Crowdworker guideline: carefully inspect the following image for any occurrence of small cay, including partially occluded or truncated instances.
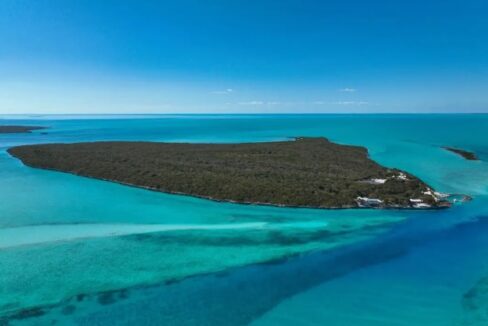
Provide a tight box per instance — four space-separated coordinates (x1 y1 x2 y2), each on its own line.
443 146 479 161
0 125 47 134
8 137 453 209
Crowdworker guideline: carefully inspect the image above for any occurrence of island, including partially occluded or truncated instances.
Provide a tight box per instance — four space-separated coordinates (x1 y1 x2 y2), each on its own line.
8 137 450 209
0 126 47 134
443 146 478 161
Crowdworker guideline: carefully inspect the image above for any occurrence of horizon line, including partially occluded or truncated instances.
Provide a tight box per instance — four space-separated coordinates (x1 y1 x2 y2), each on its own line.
2 112 488 116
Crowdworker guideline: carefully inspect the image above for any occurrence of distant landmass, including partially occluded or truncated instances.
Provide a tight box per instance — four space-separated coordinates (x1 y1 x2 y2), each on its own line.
443 146 479 161
0 126 46 134
8 137 449 209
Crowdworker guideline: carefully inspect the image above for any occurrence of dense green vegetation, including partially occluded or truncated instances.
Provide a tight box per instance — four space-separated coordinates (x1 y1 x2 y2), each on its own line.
0 126 46 134
8 137 441 208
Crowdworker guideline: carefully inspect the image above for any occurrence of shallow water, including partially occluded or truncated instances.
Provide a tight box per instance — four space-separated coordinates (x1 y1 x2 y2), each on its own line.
1 114 487 325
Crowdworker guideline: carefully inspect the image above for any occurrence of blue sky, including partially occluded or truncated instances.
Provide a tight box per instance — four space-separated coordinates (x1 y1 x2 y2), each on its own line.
0 0 487 114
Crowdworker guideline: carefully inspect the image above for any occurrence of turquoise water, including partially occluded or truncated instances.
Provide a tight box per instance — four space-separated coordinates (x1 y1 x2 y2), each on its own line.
1 114 487 325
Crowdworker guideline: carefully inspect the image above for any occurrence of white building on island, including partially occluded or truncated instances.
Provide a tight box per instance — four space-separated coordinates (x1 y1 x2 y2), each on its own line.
356 197 384 207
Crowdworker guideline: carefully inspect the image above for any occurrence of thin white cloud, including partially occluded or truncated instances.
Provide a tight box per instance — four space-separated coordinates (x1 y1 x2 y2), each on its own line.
210 88 234 95
331 101 369 106
236 101 298 106
237 101 264 105
235 100 369 107
339 88 357 93
233 100 372 107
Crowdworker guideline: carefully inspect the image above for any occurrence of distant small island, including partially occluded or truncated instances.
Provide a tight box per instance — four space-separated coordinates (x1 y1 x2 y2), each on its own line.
443 146 478 161
8 137 450 209
0 126 47 134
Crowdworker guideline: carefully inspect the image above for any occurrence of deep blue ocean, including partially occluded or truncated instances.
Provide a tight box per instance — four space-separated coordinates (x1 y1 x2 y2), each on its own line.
1 114 487 325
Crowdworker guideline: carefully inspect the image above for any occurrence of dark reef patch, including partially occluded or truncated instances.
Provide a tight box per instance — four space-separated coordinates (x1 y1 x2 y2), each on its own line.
461 275 488 323
76 293 86 302
125 226 372 248
3 307 46 322
97 292 117 306
96 289 131 306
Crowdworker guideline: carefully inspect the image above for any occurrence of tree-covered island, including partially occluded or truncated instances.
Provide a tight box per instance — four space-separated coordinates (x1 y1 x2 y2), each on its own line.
8 137 451 209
